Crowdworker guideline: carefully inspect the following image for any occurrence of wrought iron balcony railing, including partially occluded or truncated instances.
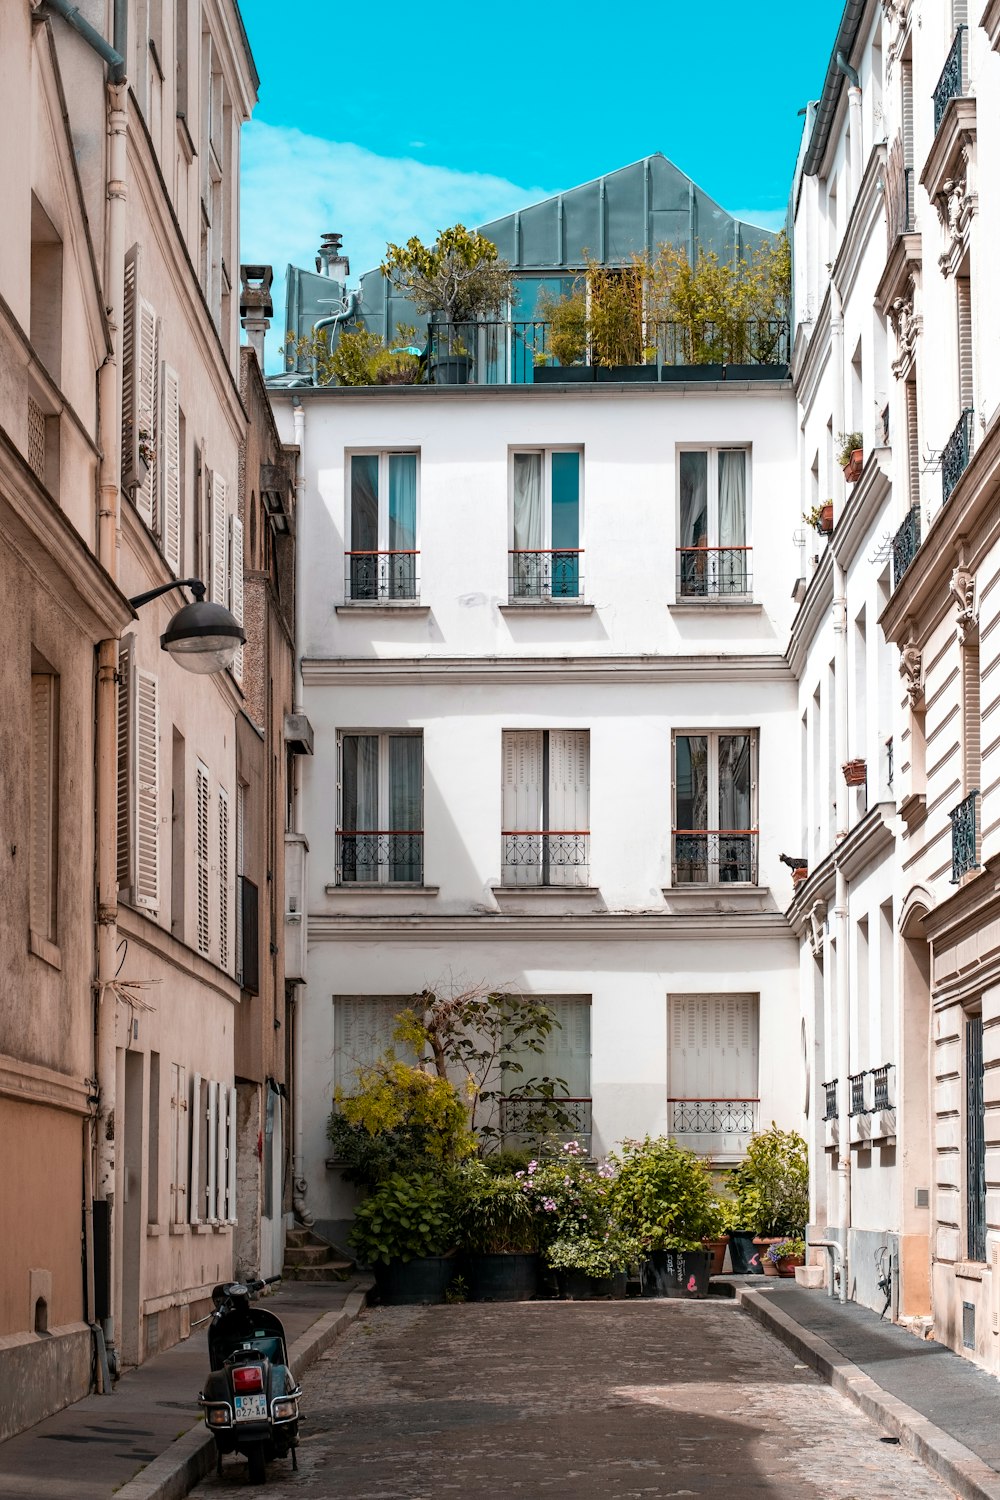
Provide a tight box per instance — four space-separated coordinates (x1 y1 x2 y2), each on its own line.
653 318 790 368
509 549 583 601
891 505 921 590
822 1079 838 1121
941 408 974 507
669 1098 759 1136
870 1064 893 1112
676 546 752 599
501 831 589 887
500 1095 592 1153
671 829 758 885
950 790 979 882
933 26 967 134
335 830 423 885
346 550 419 602
849 1071 868 1116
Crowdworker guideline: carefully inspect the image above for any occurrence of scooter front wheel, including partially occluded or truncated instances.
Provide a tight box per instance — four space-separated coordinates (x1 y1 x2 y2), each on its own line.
246 1446 266 1485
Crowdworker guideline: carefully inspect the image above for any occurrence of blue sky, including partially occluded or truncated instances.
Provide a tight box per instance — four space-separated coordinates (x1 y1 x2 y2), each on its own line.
239 0 845 363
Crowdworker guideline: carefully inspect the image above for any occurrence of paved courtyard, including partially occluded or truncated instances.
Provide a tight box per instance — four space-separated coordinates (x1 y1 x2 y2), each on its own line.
191 1298 955 1498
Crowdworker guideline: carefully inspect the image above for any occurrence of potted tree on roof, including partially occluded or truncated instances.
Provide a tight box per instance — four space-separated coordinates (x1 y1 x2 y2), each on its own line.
381 224 515 385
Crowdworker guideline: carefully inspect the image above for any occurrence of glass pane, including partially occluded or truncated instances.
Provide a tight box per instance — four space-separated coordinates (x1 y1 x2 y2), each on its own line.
511 276 578 381
388 736 422 882
340 735 378 882
674 735 708 885
718 735 752 882
551 452 580 597
718 450 747 594
388 454 417 598
679 451 709 596
350 455 379 600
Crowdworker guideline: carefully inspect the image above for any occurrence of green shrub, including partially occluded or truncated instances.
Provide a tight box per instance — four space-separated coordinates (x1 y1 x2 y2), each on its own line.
545 1228 644 1279
327 1060 475 1188
348 1173 455 1266
453 1162 537 1254
729 1125 809 1236
609 1136 718 1251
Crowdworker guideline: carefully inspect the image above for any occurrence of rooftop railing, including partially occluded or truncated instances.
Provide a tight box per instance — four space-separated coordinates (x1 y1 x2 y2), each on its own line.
933 26 967 133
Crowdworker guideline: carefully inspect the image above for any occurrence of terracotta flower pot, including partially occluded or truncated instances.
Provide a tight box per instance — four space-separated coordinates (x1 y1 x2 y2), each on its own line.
842 759 867 786
818 502 834 533
753 1237 783 1278
843 449 863 484
776 1254 805 1278
791 867 808 888
701 1236 730 1277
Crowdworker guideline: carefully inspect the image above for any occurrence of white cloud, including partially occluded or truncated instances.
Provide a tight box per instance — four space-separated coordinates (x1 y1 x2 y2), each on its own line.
239 121 552 371
729 206 789 232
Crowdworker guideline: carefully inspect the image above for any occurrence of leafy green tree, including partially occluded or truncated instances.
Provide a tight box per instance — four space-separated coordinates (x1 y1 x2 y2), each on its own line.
380 225 514 326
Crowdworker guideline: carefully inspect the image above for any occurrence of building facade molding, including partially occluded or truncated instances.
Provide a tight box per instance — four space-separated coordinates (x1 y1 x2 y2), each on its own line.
301 653 796 689
307 911 794 943
0 1053 92 1117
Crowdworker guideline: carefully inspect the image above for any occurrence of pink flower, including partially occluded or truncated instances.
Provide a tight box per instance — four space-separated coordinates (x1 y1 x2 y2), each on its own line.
527 1161 538 1175
543 1198 557 1212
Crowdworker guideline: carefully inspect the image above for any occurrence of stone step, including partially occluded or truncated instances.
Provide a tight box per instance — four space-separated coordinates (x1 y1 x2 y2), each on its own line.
283 1243 337 1267
282 1261 353 1283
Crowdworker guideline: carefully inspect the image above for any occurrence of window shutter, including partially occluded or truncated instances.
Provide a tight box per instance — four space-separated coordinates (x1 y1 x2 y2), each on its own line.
135 298 158 528
116 635 135 899
160 363 181 570
229 513 244 684
206 1079 219 1222
235 782 245 985
501 731 543 886
29 673 56 938
334 997 403 1094
964 639 981 795
905 380 920 509
218 787 230 971
539 996 591 1097
211 471 227 603
226 1084 238 1223
170 1062 188 1225
134 668 160 911
669 994 758 1099
957 280 974 412
121 246 139 490
189 1070 203 1223
196 762 210 955
901 61 914 170
547 730 589 887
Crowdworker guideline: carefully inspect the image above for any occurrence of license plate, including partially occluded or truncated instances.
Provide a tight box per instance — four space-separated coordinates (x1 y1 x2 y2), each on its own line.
234 1394 267 1422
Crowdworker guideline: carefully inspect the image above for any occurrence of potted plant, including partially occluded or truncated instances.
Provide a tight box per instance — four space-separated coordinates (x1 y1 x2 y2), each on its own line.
453 1162 540 1302
609 1137 718 1298
803 503 834 535
545 1227 644 1300
842 758 867 787
791 865 809 890
728 1125 808 1274
701 1197 731 1277
765 1236 806 1278
381 225 514 385
348 1172 459 1304
838 432 863 484
534 281 593 383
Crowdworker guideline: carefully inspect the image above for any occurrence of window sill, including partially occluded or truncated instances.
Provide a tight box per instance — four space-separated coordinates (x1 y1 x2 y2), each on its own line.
500 601 594 615
29 930 62 970
335 602 429 616
147 1223 164 1237
954 1261 987 1281
192 1223 212 1235
492 884 600 904
668 599 761 614
325 883 440 896
169 1222 189 1236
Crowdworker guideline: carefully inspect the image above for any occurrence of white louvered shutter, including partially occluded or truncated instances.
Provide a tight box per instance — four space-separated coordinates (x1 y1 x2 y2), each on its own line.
206 1080 218 1222
134 668 160 911
218 787 230 971
121 247 139 489
957 281 974 413
501 731 543 887
29 673 55 938
189 1071 203 1223
196 762 210 955
116 635 135 898
547 730 589 887
538 997 591 1098
229 513 244 684
211 472 227 603
226 1085 238 1223
669 994 758 1099
160 364 181 570
135 298 158 528
905 380 921 509
170 1062 188 1225
334 997 400 1094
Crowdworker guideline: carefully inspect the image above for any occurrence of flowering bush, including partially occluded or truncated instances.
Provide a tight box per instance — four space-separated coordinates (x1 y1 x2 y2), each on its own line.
765 1236 806 1265
518 1142 611 1247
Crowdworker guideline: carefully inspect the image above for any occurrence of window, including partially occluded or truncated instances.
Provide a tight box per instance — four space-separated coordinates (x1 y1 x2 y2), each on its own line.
117 635 160 912
501 730 589 886
29 659 58 946
673 732 757 884
678 448 750 598
668 994 759 1158
510 449 581 599
189 1075 237 1225
218 787 230 972
195 759 210 953
333 996 419 1095
347 452 418 601
337 732 423 884
30 195 63 385
501 996 592 1152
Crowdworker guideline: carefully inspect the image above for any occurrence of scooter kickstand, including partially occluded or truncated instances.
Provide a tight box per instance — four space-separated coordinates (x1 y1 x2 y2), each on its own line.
291 1446 298 1471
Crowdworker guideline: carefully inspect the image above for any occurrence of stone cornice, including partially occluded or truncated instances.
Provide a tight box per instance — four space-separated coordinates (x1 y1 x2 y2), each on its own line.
787 549 834 678
832 143 888 307
307 911 794 943
301 654 797 688
117 905 241 1005
792 288 832 420
269 379 792 404
874 231 922 316
0 1052 91 1116
785 803 895 932
919 96 977 204
832 448 893 571
982 0 1000 52
879 409 1000 644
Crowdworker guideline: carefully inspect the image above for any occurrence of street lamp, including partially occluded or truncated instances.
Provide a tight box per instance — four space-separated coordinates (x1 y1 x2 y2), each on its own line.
128 578 245 675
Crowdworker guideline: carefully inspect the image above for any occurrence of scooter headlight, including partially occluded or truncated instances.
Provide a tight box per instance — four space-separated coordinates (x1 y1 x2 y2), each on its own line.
272 1398 298 1421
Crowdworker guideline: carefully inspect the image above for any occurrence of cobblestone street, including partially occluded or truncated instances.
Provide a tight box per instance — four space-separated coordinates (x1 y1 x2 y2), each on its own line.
191 1300 956 1499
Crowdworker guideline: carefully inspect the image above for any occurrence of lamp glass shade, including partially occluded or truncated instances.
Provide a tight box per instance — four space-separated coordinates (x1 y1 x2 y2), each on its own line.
160 599 245 675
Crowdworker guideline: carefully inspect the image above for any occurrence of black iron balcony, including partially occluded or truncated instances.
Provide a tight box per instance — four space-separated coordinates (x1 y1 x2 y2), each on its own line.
346 550 419 602
509 549 583 601
891 505 921 590
669 1098 759 1136
849 1071 868 1116
500 1095 592 1153
933 26 967 134
501 830 589 887
335 830 423 885
870 1064 893 1112
655 318 790 368
822 1079 839 1122
949 790 979 882
676 546 752 599
672 829 758 885
941 409 974 506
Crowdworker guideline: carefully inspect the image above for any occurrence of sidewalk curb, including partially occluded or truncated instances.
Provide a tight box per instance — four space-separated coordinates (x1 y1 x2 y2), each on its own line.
739 1288 1000 1500
111 1286 370 1500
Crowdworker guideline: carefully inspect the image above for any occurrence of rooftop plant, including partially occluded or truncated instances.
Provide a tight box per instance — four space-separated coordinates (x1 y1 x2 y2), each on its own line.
380 224 515 327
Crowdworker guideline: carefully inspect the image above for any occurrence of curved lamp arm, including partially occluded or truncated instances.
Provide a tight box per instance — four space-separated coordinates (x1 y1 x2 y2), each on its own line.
129 578 206 610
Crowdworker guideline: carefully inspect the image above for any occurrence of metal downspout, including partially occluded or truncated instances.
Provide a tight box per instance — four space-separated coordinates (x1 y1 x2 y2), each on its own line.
836 53 864 202
309 293 359 384
41 0 126 79
289 397 311 1226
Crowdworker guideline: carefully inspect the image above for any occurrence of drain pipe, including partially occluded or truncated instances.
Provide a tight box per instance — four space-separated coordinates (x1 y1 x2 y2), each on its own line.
289 398 312 1227
40 0 126 80
808 1236 844 1299
836 52 863 201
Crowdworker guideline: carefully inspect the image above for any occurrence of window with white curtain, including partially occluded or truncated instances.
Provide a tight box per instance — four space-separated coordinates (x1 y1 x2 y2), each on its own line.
677 447 750 598
348 451 418 601
509 449 581 599
337 731 423 884
501 729 589 886
673 731 757 884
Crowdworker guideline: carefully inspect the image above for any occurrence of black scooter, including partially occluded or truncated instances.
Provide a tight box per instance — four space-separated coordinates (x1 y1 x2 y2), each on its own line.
198 1275 301 1484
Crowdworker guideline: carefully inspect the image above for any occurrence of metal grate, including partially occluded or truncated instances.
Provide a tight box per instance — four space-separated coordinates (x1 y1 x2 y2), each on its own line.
238 875 259 994
500 1096 592 1154
336 830 423 885
933 27 967 133
950 790 979 882
677 547 752 598
849 1072 868 1116
822 1079 839 1121
509 549 583 601
670 1098 759 1135
941 409 974 507
963 1301 976 1349
871 1065 892 1112
672 830 758 885
967 1014 986 1261
26 398 46 480
891 506 921 590
346 550 419 602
